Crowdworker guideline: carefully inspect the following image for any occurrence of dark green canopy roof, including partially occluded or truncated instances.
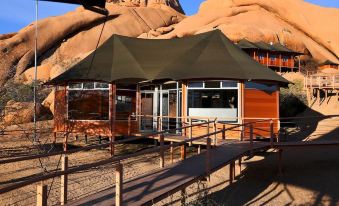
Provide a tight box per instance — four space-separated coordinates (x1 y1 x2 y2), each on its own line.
49 30 289 85
237 39 302 54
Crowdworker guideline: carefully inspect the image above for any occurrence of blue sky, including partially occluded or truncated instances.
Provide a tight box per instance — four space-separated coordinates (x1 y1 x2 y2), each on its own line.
0 0 338 34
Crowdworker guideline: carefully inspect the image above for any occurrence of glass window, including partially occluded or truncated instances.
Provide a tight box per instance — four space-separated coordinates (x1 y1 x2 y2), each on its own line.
83 82 95 89
221 81 238 88
68 82 110 120
259 55 265 60
188 90 237 108
188 82 203 88
271 55 276 61
204 81 221 88
69 83 82 89
282 56 288 62
245 82 277 92
95 82 109 89
68 90 109 120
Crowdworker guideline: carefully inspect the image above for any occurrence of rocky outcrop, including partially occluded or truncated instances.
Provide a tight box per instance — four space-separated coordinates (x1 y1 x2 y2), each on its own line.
151 0 339 64
2 100 43 125
0 2 184 86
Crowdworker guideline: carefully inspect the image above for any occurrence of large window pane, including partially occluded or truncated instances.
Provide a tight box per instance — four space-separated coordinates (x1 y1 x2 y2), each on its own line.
205 81 221 88
68 90 109 120
188 89 238 120
221 81 238 88
188 90 237 108
188 82 203 88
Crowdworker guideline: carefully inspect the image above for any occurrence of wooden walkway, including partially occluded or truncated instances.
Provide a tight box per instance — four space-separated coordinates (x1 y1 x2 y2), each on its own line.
67 141 269 206
146 134 237 146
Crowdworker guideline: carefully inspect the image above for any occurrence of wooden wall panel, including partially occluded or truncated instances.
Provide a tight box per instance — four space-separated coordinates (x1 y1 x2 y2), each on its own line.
244 89 279 139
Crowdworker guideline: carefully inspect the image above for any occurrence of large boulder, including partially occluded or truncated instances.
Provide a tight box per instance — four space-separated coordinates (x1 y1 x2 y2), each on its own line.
0 2 185 86
3 100 43 125
153 0 339 64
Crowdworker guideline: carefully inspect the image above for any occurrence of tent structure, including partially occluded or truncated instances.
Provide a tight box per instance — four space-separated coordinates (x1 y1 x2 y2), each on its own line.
49 30 289 85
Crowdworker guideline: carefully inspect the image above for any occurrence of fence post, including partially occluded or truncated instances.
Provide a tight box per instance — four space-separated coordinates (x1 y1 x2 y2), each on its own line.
197 145 201 154
60 154 68 205
270 120 274 147
36 183 47 206
250 124 253 157
222 125 226 140
128 115 131 136
159 134 165 168
63 133 68 152
206 138 211 179
241 125 244 141
110 136 115 157
53 132 57 144
189 118 193 146
115 163 123 206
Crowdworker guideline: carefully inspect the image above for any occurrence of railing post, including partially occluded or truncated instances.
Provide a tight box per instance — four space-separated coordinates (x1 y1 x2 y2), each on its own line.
222 124 226 140
213 120 217 146
110 136 115 157
63 133 68 152
115 163 123 206
159 134 165 168
180 143 186 161
205 138 211 179
197 145 201 154
270 120 274 147
60 154 68 205
250 124 253 157
53 132 57 144
128 115 131 136
36 183 47 206
189 118 193 146
206 119 210 136
170 141 174 164
157 116 160 132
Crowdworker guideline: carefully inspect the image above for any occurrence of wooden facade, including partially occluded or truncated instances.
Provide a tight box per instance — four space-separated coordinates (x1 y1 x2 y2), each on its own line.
238 40 301 73
53 80 280 140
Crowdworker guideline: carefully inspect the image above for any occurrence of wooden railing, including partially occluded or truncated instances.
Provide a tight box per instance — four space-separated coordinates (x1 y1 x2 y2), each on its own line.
2 115 337 205
305 73 339 89
0 117 274 206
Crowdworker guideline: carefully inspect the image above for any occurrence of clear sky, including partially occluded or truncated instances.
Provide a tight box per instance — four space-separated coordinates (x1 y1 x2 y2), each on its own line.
0 0 338 34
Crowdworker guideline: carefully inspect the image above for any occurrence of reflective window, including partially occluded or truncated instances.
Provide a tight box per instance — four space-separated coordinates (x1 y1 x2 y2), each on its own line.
68 82 110 120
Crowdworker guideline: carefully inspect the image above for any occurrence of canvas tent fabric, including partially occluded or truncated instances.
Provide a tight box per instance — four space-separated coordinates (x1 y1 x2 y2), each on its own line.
48 30 289 85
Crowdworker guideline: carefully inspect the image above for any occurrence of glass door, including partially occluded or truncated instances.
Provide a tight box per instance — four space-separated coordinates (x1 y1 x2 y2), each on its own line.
141 92 154 131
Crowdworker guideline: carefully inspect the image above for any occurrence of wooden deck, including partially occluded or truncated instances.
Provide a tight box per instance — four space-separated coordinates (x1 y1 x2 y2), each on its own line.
67 141 269 206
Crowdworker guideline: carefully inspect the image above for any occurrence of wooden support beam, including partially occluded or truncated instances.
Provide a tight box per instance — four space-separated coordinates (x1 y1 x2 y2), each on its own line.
159 134 165 168
84 134 88 144
230 162 235 184
189 118 193 146
238 157 242 174
60 155 68 205
222 124 226 140
206 119 210 136
110 83 116 157
213 120 217 146
180 144 186 161
115 163 123 206
270 120 274 147
206 138 211 179
128 115 131 136
36 183 47 206
63 134 68 152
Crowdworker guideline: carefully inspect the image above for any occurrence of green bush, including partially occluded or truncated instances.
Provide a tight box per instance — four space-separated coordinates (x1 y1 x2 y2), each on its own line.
280 79 307 117
0 80 50 112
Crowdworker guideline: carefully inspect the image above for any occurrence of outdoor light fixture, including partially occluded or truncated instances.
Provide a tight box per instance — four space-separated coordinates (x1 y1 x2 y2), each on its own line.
39 0 108 15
